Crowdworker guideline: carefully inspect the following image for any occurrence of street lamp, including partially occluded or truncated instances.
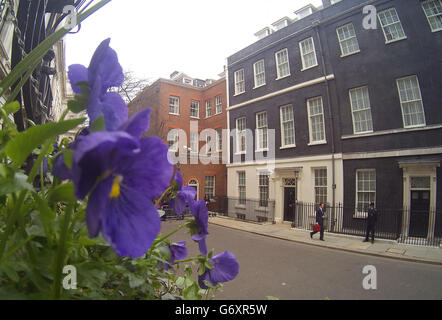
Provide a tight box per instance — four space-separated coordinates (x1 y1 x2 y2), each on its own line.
291 170 299 228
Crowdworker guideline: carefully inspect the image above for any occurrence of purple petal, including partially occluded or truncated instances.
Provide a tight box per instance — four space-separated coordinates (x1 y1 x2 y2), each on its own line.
52 154 72 180
72 131 140 199
119 108 151 139
199 251 240 289
170 241 188 262
68 64 88 94
85 176 112 238
169 186 196 214
88 38 124 91
175 171 183 190
101 92 128 131
101 187 161 258
190 200 209 236
120 136 173 199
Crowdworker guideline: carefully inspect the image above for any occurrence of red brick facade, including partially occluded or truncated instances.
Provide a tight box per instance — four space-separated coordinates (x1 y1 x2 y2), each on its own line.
129 77 227 210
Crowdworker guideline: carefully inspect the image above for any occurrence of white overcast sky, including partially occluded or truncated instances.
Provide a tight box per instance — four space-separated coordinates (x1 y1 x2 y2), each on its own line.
65 0 323 82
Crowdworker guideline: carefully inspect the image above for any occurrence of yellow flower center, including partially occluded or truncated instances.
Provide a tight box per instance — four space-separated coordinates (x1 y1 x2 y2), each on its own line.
109 175 123 198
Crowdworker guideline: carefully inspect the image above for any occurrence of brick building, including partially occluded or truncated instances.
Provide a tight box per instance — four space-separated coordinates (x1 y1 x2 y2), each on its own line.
129 72 228 211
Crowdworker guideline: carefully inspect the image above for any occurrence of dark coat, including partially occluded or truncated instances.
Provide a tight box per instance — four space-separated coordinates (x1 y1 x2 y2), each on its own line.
367 207 378 225
315 207 325 225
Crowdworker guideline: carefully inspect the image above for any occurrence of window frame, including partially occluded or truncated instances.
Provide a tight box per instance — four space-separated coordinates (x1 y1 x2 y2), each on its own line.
349 86 374 134
258 172 269 208
169 96 180 115
205 99 212 118
190 100 200 119
299 37 318 71
336 23 360 57
204 175 215 199
167 129 179 152
314 168 328 205
396 75 426 129
255 111 268 152
280 105 296 148
235 117 247 154
355 169 376 218
377 8 407 44
234 69 245 96
238 171 246 205
275 48 291 79
253 59 266 88
421 0 442 32
307 96 327 145
215 95 222 114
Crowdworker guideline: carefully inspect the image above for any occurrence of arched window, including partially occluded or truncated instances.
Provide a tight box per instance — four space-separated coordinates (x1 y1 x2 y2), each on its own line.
188 179 199 200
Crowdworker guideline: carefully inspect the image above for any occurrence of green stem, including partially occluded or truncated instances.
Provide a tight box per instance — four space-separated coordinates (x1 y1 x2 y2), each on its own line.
154 185 174 208
150 221 192 251
0 190 27 262
52 203 74 300
173 256 200 264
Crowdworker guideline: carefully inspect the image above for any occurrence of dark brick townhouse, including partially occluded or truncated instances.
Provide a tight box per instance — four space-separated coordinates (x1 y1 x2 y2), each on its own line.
226 0 442 244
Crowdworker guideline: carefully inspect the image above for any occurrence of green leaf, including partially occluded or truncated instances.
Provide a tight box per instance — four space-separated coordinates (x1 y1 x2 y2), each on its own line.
48 182 77 205
5 118 84 168
0 172 34 196
90 115 104 132
128 274 145 289
183 282 202 300
0 266 20 283
2 101 20 116
67 83 90 113
63 149 73 169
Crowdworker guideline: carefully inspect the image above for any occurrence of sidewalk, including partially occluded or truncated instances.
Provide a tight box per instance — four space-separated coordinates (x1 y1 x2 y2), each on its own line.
208 215 442 265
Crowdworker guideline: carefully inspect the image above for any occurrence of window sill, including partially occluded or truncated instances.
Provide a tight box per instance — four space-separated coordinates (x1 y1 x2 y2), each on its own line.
253 84 266 90
255 148 269 152
431 28 442 33
385 36 407 44
235 205 246 210
169 113 180 116
234 152 246 156
280 145 296 149
190 116 200 119
301 64 318 72
276 74 291 81
340 50 360 58
255 207 269 212
233 92 245 97
308 141 327 146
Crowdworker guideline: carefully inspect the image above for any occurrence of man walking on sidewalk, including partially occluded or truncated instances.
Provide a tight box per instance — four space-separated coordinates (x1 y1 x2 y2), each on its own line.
363 202 378 243
311 203 326 241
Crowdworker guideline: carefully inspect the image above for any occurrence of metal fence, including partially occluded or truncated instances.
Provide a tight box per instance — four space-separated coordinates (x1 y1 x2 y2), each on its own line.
292 202 442 247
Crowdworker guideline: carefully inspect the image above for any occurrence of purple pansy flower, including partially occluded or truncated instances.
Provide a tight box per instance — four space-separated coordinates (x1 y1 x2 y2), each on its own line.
169 171 196 214
198 251 240 289
68 38 127 131
66 109 173 258
189 200 209 255
159 241 188 271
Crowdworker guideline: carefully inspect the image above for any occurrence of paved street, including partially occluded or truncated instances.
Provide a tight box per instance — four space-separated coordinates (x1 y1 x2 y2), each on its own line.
160 218 442 300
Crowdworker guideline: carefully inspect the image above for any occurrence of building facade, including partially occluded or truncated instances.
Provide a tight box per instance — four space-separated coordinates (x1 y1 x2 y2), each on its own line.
226 0 441 243
129 73 228 211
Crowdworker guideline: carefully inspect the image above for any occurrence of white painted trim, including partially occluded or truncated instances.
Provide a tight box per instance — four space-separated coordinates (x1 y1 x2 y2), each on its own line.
228 75 335 111
342 147 442 160
341 123 442 140
227 153 344 168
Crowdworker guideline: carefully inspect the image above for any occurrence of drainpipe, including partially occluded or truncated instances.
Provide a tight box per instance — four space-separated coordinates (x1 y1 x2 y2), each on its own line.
314 22 336 232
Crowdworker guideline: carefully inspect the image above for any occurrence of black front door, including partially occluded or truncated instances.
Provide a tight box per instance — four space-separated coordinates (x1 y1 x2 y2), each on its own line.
409 190 430 238
284 187 296 222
